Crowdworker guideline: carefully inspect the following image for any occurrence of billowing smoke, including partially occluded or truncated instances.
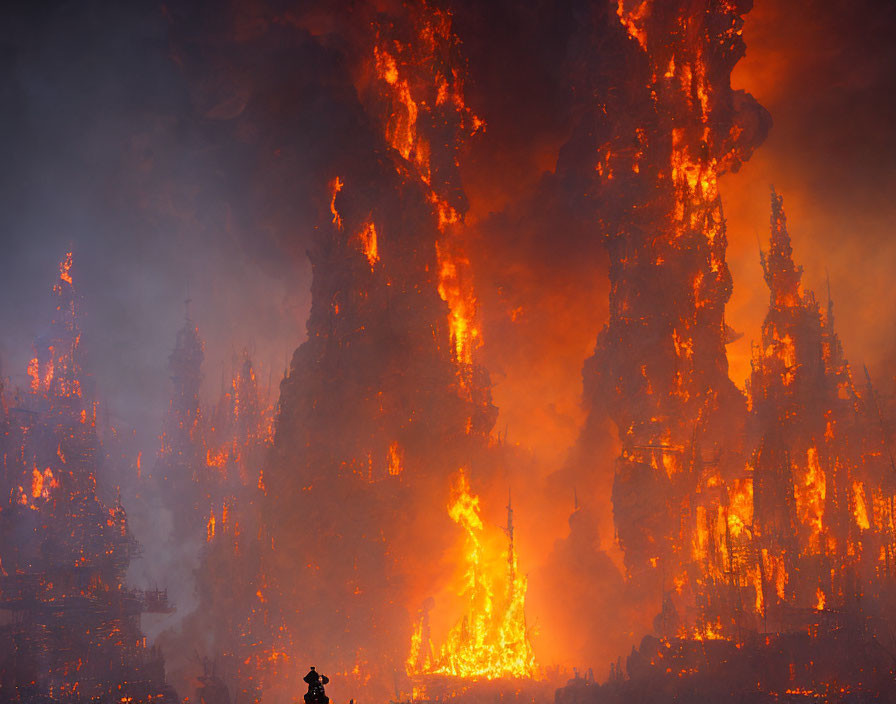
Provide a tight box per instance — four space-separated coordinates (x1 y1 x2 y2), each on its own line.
2 1 895 702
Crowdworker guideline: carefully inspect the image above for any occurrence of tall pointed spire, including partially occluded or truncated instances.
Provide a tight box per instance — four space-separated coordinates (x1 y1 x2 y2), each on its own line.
0 253 176 703
27 251 83 399
761 189 803 308
156 312 206 537
165 312 204 454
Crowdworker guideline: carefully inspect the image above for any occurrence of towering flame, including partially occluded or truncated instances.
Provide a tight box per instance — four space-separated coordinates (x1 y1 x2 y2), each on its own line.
252 3 501 699
559 3 770 630
407 471 535 684
369 3 483 373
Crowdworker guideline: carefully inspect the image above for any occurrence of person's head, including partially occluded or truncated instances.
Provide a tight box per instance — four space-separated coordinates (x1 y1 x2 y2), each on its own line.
310 666 316 671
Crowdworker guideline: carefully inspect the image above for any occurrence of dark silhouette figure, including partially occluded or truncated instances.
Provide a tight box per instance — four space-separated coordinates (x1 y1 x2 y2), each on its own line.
303 666 330 704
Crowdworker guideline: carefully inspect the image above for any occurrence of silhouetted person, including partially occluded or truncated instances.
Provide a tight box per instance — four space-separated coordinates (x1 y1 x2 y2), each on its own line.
303 666 329 704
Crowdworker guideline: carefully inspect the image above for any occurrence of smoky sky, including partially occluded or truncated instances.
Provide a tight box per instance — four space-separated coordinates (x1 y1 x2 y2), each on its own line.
0 1 895 695
1 0 895 648
0 0 314 448
722 0 896 389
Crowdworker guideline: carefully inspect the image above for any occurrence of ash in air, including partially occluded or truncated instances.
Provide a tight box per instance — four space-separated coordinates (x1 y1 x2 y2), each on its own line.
2 1 896 703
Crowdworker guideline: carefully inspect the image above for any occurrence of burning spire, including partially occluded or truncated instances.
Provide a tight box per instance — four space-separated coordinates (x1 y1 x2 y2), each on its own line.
251 3 506 698
761 189 803 309
27 251 83 400
407 471 534 684
0 253 177 702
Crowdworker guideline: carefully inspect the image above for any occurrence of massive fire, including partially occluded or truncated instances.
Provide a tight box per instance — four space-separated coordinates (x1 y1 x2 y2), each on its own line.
407 470 534 685
369 5 483 373
3 1 896 703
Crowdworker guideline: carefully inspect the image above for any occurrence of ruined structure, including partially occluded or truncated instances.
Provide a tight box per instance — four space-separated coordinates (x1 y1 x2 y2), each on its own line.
745 191 896 628
151 3 536 699
149 314 280 702
6 3 895 703
173 351 280 703
552 2 896 698
0 254 177 703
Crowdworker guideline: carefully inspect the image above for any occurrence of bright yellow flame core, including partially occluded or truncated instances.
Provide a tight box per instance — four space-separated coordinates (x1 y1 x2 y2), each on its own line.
407 470 535 682
853 481 870 531
795 447 826 549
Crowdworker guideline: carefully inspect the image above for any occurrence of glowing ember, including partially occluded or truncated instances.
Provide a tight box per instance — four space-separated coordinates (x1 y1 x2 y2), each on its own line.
357 220 379 269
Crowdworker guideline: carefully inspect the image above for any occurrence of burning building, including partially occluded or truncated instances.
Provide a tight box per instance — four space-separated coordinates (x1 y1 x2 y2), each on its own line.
253 5 533 700
0 254 177 702
3 0 896 702
553 187 896 702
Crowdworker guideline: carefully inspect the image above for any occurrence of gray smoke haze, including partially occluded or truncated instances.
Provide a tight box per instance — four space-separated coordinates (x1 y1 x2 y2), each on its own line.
0 0 310 640
0 1 308 449
2 0 896 695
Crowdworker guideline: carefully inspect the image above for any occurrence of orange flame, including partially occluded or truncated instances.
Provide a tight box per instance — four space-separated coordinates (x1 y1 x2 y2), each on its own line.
408 470 535 683
358 221 380 269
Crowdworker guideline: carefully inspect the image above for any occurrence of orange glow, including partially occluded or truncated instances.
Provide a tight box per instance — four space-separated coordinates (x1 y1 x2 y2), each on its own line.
727 477 754 538
795 447 826 549
616 0 649 50
357 220 379 269
27 357 39 392
435 242 479 367
31 467 56 499
59 251 74 284
330 177 344 230
374 46 423 170
387 441 403 476
852 481 870 531
407 470 535 682
370 18 483 377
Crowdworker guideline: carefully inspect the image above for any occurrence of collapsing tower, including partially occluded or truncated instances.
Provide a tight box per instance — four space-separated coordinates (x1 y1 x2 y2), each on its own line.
566 0 896 646
255 5 502 698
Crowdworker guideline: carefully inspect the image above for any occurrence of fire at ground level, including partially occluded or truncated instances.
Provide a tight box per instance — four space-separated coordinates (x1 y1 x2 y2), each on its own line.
4 0 896 701
5 213 896 702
